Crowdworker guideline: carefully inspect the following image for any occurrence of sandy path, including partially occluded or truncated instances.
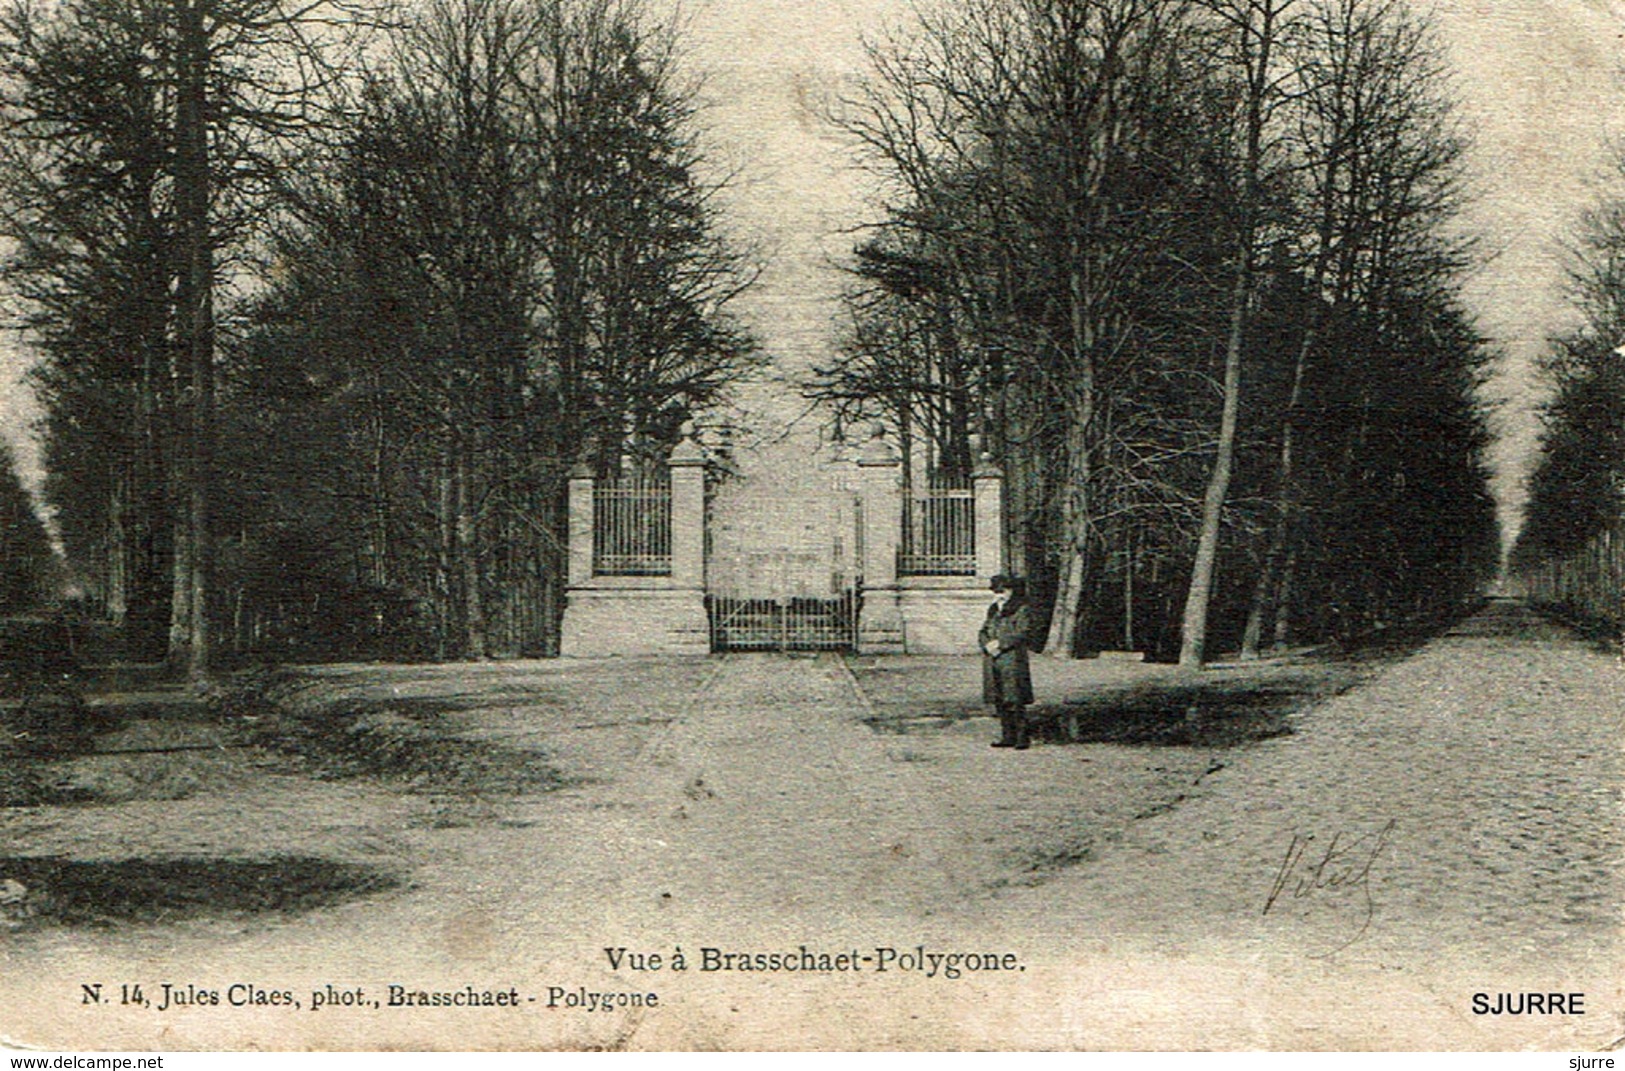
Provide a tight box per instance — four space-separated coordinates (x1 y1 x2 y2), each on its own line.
3 601 1620 1049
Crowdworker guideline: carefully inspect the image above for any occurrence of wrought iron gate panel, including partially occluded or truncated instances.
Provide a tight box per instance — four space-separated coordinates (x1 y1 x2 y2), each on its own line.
707 590 858 652
706 485 861 653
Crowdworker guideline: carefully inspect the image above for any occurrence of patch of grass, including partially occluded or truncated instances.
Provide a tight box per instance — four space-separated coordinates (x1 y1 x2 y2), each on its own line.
4 718 262 807
2 695 107 807
0 855 399 928
54 749 250 804
0 763 97 807
220 673 560 794
1033 682 1301 748
0 764 44 806
37 719 251 804
2 693 101 757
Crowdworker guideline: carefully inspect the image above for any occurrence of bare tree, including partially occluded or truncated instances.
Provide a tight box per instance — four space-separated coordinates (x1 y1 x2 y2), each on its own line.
234 0 758 660
0 0 374 675
1177 0 1298 668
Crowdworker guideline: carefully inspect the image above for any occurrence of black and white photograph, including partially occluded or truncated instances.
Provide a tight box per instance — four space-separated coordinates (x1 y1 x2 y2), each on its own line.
0 0 1620 1052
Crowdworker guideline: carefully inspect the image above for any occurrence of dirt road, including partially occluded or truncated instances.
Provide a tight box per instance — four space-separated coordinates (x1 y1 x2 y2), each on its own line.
2 600 1620 1049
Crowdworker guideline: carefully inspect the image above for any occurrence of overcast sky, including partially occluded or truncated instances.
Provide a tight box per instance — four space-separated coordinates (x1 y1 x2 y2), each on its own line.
3 0 1622 542
679 0 1625 541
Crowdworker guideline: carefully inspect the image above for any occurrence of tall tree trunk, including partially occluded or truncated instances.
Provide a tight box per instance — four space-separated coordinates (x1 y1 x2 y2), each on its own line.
436 451 455 659
1122 527 1135 651
540 482 564 657
1045 238 1097 656
456 445 485 659
1046 414 1092 656
106 472 128 626
166 485 193 667
1241 323 1311 659
1273 537 1298 648
369 385 390 588
1179 0 1281 668
1180 262 1249 668
168 0 214 680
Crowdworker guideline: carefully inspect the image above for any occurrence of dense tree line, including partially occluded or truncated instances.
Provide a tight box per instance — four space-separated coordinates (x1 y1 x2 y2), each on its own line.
0 0 372 666
817 0 1499 662
1 0 756 665
1512 165 1625 620
0 442 54 613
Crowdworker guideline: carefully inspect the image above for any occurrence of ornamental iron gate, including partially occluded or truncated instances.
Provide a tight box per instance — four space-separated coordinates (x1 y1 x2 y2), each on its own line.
706 487 862 653
560 432 1005 657
707 587 859 652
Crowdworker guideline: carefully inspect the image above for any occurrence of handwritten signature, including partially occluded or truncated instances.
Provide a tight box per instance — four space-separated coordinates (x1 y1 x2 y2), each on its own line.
1262 818 1397 957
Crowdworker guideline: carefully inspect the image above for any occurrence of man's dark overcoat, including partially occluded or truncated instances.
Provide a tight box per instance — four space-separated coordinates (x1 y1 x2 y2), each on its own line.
980 596 1034 707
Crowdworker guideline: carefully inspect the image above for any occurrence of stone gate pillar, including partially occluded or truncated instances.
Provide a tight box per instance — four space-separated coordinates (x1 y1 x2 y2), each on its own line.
566 462 594 588
668 435 706 590
856 428 905 653
559 434 709 656
973 453 1005 580
893 453 1005 654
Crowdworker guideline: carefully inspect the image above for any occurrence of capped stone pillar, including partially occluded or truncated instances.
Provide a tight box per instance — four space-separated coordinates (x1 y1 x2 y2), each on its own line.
566 462 595 588
560 434 709 656
891 451 1005 655
972 453 1005 581
668 433 706 590
856 426 904 653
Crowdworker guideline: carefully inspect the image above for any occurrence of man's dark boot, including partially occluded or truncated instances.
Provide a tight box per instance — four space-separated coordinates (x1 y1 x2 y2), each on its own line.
1013 712 1030 750
991 706 1016 747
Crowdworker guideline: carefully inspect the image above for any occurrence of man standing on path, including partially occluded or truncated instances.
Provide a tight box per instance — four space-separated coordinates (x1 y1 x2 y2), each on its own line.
981 574 1035 749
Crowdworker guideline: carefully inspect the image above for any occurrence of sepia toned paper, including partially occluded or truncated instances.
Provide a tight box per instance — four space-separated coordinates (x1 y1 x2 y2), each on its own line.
2 0 1622 1053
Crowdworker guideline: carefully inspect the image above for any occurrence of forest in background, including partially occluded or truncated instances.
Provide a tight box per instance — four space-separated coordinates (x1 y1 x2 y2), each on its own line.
0 0 1533 669
0 0 758 665
1511 151 1625 632
815 0 1502 663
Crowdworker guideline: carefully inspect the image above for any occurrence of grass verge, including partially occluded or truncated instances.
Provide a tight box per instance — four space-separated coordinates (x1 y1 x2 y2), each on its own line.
219 671 561 794
0 854 400 928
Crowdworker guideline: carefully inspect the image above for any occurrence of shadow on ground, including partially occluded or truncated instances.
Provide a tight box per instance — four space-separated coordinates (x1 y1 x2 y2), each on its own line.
858 635 1429 749
0 855 400 928
858 681 1300 746
1029 684 1298 747
220 674 561 794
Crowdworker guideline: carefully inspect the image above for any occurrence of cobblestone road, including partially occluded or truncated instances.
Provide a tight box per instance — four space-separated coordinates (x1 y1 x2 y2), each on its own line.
1018 600 1621 954
990 598 1625 1047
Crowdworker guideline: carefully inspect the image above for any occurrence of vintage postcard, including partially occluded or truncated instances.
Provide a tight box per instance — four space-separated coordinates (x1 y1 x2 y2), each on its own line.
0 0 1620 1052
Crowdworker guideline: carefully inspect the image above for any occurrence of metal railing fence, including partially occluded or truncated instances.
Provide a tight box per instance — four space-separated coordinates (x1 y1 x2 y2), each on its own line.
898 485 975 576
1519 520 1624 630
593 480 672 576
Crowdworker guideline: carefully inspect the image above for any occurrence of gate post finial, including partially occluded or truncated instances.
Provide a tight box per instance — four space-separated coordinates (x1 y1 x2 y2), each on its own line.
668 431 706 590
858 422 898 467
